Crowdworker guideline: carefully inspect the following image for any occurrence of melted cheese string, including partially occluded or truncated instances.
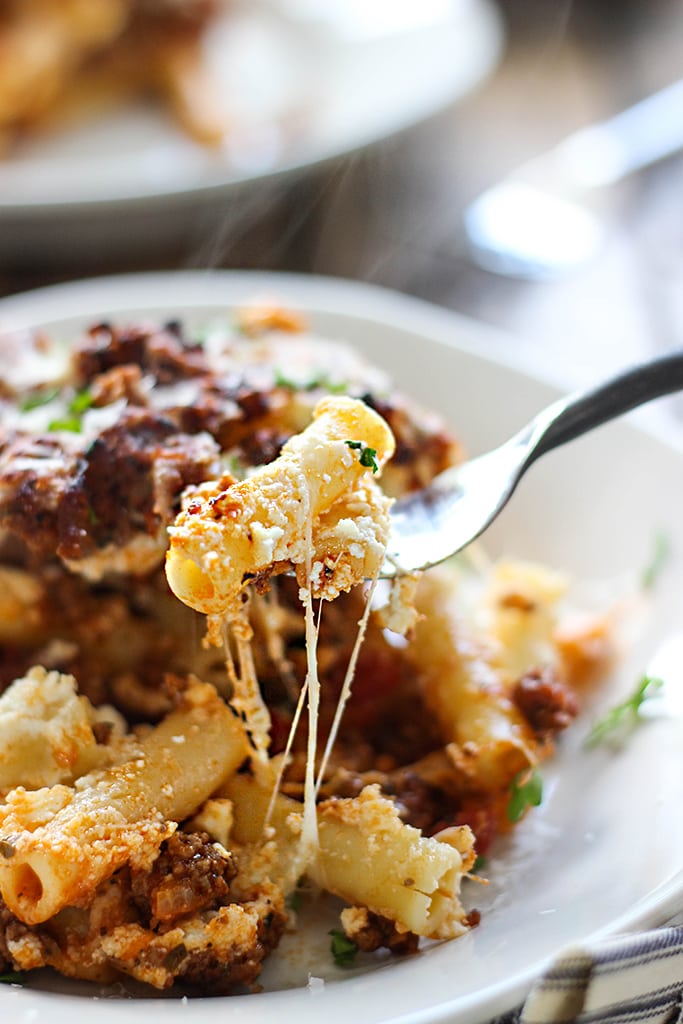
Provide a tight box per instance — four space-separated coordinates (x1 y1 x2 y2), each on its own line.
219 600 271 762
299 485 320 863
315 575 380 796
263 592 324 830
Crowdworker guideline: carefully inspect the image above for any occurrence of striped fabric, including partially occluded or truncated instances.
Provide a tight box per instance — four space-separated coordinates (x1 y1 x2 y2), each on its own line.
500 929 683 1024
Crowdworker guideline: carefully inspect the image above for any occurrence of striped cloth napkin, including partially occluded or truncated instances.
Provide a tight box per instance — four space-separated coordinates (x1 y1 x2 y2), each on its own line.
501 928 683 1024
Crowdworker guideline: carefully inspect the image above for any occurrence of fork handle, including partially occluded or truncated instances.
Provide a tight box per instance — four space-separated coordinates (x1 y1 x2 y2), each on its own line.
525 349 683 463
552 77 683 190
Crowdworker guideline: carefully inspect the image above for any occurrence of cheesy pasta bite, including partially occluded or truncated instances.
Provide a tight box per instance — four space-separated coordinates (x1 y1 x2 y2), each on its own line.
0 304 614 993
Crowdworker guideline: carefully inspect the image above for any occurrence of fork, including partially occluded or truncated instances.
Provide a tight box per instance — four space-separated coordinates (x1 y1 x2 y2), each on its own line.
382 350 683 577
463 77 683 279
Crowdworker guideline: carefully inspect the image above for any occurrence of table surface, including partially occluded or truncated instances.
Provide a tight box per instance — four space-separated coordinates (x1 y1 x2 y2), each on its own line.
304 1 683 394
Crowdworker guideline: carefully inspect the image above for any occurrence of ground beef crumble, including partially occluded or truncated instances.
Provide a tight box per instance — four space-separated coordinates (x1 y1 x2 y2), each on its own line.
512 667 579 741
130 831 237 927
73 322 208 386
58 410 219 561
341 907 419 956
0 833 287 993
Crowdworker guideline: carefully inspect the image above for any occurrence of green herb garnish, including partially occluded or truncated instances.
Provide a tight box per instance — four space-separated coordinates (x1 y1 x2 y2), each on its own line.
275 369 347 394
47 387 93 433
68 388 94 415
0 971 24 985
584 674 664 749
344 440 379 474
320 378 348 394
47 416 82 433
286 890 302 912
507 768 543 823
329 929 358 967
641 530 672 590
20 387 60 412
286 880 304 912
274 369 297 390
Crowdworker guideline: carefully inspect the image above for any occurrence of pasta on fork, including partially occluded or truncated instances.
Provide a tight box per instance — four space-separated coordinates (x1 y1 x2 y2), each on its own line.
165 395 396 618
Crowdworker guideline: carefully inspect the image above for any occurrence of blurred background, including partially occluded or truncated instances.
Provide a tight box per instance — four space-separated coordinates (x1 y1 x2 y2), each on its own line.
1 0 683 400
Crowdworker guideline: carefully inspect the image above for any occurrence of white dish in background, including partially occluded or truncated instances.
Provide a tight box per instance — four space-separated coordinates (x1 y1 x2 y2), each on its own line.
0 0 502 261
1 271 683 1024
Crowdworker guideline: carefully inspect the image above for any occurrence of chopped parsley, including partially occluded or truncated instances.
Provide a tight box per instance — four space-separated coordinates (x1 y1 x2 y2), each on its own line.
344 440 379 474
507 768 543 823
641 530 672 590
20 386 60 412
48 387 93 433
320 378 348 394
47 416 82 433
584 674 664 749
0 971 24 985
286 880 304 912
68 388 94 415
224 453 247 481
274 369 297 390
329 929 358 967
286 890 302 912
274 369 347 394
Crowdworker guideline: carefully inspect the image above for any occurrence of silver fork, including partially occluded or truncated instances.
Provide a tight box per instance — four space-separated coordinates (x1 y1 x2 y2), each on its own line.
382 350 683 577
463 78 683 279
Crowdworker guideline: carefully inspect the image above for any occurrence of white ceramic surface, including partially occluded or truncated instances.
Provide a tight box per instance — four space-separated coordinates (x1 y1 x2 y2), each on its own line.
1 271 683 1024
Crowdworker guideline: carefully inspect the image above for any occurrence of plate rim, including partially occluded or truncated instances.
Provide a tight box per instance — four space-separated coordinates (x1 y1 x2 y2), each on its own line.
2 267 682 449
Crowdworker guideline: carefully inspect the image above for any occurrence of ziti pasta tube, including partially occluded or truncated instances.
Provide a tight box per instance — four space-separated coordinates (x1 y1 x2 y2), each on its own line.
0 680 248 925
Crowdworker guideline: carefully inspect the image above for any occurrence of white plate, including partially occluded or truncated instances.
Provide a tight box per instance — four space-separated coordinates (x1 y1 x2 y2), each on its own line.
0 0 502 259
1 271 683 1024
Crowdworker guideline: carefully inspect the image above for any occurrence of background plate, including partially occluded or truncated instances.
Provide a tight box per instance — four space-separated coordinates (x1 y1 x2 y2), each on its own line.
1 272 682 1024
0 0 502 260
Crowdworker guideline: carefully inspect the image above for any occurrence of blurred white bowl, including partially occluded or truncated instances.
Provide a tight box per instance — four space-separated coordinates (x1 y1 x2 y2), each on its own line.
0 0 503 266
